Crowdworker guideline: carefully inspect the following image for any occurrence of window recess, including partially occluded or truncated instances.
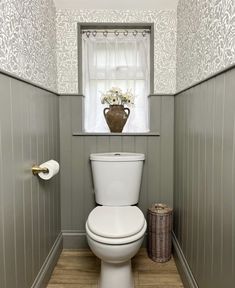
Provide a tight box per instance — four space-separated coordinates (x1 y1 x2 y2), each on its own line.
81 26 151 133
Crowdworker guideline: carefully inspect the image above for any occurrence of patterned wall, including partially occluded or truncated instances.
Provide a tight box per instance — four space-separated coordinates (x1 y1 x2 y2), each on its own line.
0 0 57 92
177 0 235 91
1 1 234 94
56 9 177 94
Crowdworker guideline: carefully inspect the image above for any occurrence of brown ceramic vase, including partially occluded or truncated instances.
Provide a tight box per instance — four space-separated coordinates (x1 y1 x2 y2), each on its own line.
103 105 130 132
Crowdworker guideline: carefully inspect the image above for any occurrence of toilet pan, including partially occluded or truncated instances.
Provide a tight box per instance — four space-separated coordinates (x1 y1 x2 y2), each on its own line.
85 206 146 288
87 233 145 288
86 223 146 263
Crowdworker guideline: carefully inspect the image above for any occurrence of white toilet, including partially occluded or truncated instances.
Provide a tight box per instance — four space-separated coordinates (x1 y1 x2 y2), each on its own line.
86 152 146 288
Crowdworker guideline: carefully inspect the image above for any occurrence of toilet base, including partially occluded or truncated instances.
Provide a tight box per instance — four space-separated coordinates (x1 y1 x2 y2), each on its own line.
99 260 134 288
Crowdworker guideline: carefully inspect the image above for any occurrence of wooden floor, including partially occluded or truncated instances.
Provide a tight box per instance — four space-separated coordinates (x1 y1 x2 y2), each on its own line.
47 249 184 288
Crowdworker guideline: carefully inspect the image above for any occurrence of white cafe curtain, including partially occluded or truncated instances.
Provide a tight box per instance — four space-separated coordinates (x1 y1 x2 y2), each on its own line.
82 31 150 132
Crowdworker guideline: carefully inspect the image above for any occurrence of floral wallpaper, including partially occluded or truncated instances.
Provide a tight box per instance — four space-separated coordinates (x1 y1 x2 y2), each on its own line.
177 0 235 91
56 9 177 94
0 0 57 91
1 1 234 94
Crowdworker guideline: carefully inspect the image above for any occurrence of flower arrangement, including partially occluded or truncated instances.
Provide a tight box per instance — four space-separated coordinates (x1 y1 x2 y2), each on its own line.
101 87 134 106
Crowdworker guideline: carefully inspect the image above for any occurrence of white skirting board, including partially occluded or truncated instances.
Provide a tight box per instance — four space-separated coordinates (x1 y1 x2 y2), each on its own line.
172 232 198 288
31 232 63 288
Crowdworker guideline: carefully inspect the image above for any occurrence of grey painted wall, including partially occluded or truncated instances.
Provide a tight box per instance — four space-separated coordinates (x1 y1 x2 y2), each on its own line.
0 73 60 288
60 95 174 247
174 68 235 287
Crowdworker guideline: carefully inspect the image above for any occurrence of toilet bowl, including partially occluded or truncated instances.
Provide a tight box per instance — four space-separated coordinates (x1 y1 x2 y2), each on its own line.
86 152 146 288
85 206 146 288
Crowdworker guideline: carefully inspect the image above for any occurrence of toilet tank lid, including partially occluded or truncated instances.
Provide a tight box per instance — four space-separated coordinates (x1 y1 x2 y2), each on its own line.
90 152 145 162
87 206 145 238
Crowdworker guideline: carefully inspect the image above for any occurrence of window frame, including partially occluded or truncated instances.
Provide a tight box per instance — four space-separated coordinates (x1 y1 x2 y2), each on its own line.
77 22 154 133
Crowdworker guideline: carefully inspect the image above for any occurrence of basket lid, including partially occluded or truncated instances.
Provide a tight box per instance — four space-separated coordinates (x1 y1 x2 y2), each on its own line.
148 203 173 214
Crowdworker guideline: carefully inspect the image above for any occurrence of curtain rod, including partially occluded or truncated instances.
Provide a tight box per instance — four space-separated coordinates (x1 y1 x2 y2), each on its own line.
82 29 150 37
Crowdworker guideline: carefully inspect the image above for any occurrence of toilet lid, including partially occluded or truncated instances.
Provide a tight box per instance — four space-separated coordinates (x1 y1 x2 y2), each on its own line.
87 206 145 239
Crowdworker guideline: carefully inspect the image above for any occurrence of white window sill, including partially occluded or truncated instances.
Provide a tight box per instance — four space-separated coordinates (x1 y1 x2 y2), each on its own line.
72 132 160 136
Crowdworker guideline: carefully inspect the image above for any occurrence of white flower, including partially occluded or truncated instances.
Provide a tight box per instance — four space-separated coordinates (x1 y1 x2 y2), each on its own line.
100 88 135 106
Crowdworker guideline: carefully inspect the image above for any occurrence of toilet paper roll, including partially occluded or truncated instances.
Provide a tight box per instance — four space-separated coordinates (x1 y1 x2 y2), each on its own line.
38 160 60 180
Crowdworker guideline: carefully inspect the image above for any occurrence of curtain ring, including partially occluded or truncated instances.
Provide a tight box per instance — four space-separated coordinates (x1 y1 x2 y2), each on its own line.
123 30 128 36
86 31 91 38
92 31 97 37
114 30 119 36
142 30 146 37
133 30 138 36
103 30 108 37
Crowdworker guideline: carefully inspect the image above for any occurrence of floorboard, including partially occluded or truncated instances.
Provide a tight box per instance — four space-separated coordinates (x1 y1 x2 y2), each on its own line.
47 249 184 288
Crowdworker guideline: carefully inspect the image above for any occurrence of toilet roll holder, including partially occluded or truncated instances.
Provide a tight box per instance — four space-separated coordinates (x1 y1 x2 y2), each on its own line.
32 165 49 175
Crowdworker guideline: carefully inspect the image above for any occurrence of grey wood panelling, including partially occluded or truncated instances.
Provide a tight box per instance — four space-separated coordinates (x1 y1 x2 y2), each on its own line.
174 68 235 288
0 73 60 288
60 95 174 241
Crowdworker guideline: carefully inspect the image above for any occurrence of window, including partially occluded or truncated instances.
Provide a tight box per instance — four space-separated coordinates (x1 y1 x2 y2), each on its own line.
82 27 151 133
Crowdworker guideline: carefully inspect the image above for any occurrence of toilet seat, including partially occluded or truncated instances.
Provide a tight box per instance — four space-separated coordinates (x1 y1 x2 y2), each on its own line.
86 221 147 245
86 206 147 245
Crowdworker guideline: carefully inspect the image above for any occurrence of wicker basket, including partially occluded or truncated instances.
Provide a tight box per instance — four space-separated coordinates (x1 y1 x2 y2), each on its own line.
147 203 173 262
